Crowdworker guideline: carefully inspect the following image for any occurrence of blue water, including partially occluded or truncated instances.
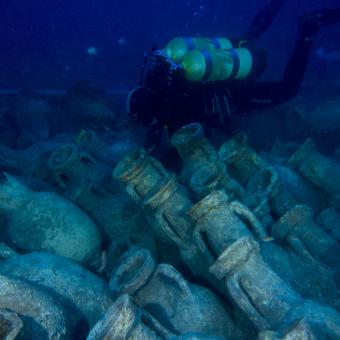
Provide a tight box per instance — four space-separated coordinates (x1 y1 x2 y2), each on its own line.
0 2 340 339
1 0 340 90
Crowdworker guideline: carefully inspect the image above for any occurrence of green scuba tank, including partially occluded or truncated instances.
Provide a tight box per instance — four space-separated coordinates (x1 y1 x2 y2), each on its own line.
164 37 233 63
181 47 253 82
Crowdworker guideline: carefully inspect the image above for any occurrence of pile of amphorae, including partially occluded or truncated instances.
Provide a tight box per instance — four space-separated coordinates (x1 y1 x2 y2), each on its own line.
0 123 339 339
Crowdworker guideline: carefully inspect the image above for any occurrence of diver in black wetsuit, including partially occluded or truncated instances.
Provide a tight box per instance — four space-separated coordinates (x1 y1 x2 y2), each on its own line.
127 1 340 150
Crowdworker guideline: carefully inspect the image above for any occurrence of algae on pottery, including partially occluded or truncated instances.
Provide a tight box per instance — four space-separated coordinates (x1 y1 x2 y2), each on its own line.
209 237 340 338
288 138 340 199
189 190 268 263
48 143 155 251
0 242 18 260
269 164 327 217
0 274 75 339
0 173 101 264
169 334 226 340
317 207 340 242
190 161 246 201
258 319 316 339
0 252 115 328
0 309 23 340
142 174 211 279
243 167 278 228
219 133 268 186
48 143 119 200
171 123 218 184
143 175 194 246
110 248 237 338
190 162 274 228
210 237 303 329
268 206 340 311
113 148 170 203
272 205 340 268
87 294 175 340
188 190 300 292
0 139 62 181
105 236 158 278
75 129 118 167
65 180 156 252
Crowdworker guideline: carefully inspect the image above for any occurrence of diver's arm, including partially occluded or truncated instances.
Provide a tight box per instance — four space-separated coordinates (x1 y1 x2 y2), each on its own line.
243 0 285 41
238 8 340 112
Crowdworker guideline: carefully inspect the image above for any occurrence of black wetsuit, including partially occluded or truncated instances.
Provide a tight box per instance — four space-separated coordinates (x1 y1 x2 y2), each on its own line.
131 1 340 148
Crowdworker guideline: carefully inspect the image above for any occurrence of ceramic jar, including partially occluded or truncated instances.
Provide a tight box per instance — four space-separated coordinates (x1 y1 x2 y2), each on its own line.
143 176 194 247
316 207 340 242
188 190 299 289
258 319 317 339
189 190 268 264
169 334 228 340
170 123 218 184
48 143 119 200
0 242 18 261
190 161 246 201
0 251 115 328
110 248 236 338
219 133 268 186
0 309 23 340
269 165 327 218
66 180 156 253
269 205 340 311
87 294 175 340
0 174 101 264
75 129 117 167
48 143 155 251
210 237 303 330
272 205 340 269
209 237 340 338
190 163 274 229
288 138 340 201
266 138 300 165
0 274 75 339
244 167 278 228
104 236 158 278
113 148 170 203
0 140 61 181
142 175 211 278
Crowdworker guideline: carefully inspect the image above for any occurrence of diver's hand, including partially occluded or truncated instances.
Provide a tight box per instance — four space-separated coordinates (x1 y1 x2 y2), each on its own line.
298 9 340 39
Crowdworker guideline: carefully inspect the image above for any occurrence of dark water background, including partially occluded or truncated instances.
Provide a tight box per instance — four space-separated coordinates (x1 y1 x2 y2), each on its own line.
1 0 340 91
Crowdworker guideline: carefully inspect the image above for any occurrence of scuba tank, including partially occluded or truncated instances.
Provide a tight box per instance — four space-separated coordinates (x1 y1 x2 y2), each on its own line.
163 37 253 82
164 37 233 63
181 47 253 82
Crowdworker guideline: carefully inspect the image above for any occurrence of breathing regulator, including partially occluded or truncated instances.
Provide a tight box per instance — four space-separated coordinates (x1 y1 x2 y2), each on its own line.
163 37 253 82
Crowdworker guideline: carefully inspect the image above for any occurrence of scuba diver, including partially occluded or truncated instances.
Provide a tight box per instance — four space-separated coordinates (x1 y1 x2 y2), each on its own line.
127 0 340 150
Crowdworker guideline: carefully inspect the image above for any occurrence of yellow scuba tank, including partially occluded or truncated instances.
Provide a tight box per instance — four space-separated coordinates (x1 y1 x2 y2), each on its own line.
164 37 233 63
181 47 253 82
